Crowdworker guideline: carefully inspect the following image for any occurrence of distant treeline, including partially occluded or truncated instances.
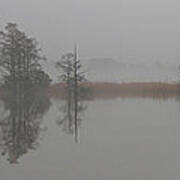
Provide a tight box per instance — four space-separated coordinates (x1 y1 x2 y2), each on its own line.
49 82 179 100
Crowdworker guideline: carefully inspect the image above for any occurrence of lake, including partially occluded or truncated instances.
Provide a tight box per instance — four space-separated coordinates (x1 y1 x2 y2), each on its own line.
0 97 180 180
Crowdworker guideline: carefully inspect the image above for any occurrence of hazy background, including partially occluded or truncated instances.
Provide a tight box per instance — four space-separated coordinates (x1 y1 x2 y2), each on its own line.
0 0 180 82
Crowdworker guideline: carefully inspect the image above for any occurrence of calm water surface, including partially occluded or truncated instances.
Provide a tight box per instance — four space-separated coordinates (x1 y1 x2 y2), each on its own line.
0 98 180 180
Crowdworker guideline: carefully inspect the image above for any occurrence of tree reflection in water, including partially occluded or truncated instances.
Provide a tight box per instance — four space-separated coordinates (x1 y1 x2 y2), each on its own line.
0 84 50 164
57 96 87 144
0 83 50 164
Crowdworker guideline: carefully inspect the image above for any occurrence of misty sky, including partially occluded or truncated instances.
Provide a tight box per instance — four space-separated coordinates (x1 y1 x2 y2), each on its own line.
0 0 180 62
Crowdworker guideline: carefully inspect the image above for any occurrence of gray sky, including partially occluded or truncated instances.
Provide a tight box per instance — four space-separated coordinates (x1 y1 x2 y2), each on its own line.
0 0 180 62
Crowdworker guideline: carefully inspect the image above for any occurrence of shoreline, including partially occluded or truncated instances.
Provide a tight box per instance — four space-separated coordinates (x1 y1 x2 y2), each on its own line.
49 82 179 100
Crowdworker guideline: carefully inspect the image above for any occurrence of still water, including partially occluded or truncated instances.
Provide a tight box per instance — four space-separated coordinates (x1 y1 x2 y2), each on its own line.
0 97 180 180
